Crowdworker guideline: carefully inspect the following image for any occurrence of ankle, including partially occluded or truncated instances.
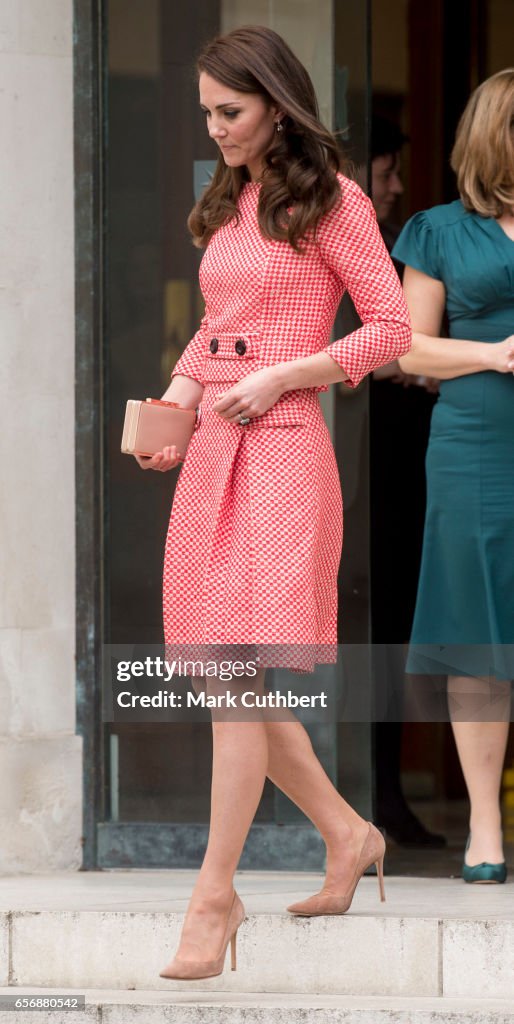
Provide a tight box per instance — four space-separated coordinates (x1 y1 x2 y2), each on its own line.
190 881 235 910
469 814 502 837
325 814 368 851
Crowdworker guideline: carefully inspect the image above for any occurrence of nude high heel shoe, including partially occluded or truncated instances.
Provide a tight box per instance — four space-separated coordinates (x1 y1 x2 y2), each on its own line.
159 890 245 981
286 822 386 916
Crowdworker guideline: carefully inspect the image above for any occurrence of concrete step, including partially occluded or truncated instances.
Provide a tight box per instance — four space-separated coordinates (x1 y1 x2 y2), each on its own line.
2 872 514 999
1 989 514 1024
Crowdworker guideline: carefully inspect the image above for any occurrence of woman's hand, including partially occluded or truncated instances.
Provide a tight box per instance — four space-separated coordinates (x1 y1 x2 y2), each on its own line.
213 367 285 423
134 445 182 471
485 335 514 374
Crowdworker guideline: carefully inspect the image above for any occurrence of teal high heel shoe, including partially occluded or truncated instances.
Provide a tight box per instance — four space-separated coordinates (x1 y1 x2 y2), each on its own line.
462 834 507 884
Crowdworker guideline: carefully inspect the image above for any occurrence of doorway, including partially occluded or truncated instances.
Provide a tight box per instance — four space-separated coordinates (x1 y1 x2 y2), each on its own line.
95 0 373 868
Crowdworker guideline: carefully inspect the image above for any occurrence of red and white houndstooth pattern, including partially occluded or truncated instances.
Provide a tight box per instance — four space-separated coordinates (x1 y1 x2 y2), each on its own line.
162 174 410 672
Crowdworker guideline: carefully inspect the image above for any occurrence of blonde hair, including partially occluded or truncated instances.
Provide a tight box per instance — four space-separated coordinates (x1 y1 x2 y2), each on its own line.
451 68 514 217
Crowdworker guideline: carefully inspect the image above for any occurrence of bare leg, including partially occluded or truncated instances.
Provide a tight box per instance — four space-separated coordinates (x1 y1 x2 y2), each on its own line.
170 675 371 962
192 679 369 891
264 716 369 889
448 675 510 864
170 670 269 962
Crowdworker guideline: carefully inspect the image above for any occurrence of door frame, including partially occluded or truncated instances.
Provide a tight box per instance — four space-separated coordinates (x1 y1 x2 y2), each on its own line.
74 0 373 869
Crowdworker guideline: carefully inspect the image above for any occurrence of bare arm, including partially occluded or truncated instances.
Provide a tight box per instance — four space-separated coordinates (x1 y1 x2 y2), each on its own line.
274 351 349 390
398 266 514 378
160 374 204 408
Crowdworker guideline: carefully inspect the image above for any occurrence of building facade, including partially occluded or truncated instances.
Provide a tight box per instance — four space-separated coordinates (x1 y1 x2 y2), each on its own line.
2 0 512 872
0 0 80 871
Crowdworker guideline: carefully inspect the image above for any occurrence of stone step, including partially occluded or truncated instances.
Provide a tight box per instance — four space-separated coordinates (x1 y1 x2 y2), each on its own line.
1 989 514 1024
2 873 514 999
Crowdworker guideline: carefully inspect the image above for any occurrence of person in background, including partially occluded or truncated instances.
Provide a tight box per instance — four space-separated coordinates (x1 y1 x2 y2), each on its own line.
369 115 446 848
369 115 406 249
392 70 514 882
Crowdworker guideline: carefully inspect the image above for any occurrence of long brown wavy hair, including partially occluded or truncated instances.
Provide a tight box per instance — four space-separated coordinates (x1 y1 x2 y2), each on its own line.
187 25 345 252
451 68 514 217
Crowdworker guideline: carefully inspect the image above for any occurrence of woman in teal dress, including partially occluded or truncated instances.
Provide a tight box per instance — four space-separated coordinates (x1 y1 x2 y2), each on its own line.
392 68 514 883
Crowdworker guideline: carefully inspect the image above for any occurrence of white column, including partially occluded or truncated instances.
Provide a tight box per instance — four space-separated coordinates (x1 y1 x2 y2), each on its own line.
0 0 82 871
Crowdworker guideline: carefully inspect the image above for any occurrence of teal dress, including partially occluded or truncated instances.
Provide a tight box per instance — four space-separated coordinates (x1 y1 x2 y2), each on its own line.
392 201 514 679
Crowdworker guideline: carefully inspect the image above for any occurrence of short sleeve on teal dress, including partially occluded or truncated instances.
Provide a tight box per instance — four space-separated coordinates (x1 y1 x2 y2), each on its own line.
391 211 442 281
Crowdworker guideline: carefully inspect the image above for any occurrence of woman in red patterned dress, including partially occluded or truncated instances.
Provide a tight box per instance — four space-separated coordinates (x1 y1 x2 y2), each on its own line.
135 26 410 980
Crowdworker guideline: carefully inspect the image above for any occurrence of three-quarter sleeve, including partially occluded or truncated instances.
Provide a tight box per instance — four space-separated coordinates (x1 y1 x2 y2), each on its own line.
318 177 411 388
391 210 442 280
170 312 209 383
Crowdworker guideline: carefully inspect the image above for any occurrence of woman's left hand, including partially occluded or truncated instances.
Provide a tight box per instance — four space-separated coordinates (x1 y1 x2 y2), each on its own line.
213 367 285 423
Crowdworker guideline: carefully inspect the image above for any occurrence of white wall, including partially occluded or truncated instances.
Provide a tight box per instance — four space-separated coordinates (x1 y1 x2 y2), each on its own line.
221 0 333 128
0 0 82 871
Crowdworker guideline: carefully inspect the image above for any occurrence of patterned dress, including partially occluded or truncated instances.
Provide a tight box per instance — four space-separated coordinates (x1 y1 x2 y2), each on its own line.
163 174 410 672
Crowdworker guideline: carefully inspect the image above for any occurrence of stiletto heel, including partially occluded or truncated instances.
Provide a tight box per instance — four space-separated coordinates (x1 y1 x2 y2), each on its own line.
287 822 386 916
376 853 386 902
159 890 245 980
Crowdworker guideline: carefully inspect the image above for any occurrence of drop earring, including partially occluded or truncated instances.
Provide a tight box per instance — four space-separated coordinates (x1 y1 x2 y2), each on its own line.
275 120 284 133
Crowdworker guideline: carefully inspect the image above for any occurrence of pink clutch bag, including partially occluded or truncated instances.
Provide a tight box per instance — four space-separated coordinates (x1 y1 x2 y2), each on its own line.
121 399 196 459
